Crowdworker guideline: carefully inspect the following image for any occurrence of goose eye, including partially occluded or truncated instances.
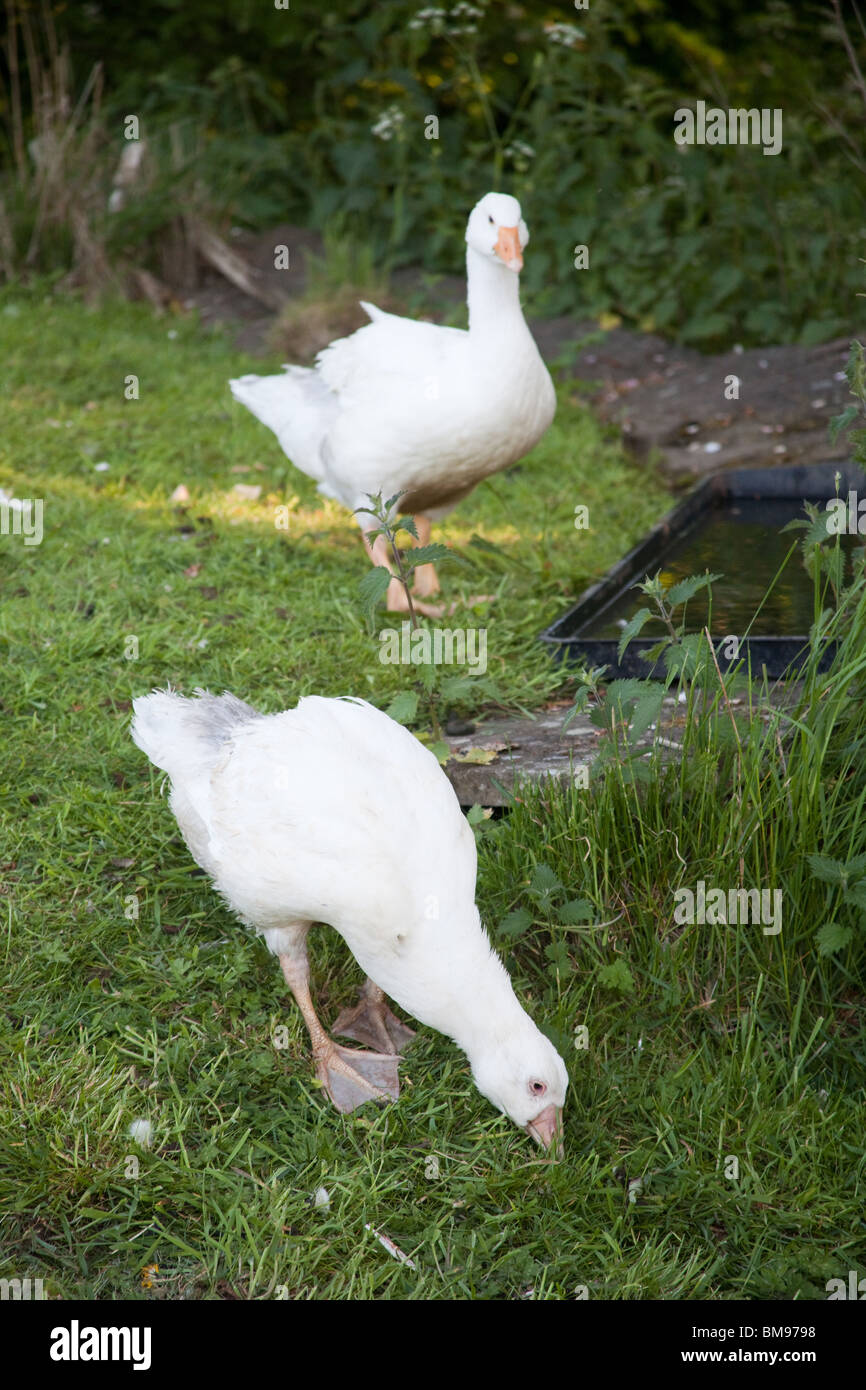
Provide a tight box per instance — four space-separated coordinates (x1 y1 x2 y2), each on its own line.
530 1080 547 1097
488 214 494 225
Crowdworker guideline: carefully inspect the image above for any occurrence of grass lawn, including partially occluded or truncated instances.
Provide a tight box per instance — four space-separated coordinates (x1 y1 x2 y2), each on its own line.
1 286 863 1300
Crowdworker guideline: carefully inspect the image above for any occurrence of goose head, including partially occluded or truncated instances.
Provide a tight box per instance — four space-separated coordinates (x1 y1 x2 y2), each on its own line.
465 191 529 273
469 1016 568 1153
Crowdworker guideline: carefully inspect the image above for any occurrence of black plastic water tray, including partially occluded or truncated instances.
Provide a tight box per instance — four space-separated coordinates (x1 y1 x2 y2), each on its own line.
541 462 865 680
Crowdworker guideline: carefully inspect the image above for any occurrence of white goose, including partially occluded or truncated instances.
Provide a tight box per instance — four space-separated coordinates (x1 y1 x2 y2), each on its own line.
229 192 556 615
132 688 567 1148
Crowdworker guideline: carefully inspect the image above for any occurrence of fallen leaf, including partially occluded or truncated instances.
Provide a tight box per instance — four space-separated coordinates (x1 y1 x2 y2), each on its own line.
453 746 503 765
232 483 262 501
364 1224 417 1271
170 484 190 503
183 563 201 578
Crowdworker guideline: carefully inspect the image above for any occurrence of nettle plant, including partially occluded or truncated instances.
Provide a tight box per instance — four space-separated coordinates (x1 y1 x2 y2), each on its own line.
564 570 725 784
806 853 866 958
355 490 503 763
784 342 866 611
496 861 619 990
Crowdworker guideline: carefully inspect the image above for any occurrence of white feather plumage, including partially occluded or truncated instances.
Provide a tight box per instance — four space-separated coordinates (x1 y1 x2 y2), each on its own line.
131 687 567 1143
228 193 556 525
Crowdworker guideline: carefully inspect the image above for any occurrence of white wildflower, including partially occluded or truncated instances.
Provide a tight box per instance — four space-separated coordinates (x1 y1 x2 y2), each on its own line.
408 4 482 36
371 105 406 141
447 2 482 32
408 7 447 33
504 139 536 167
545 22 585 48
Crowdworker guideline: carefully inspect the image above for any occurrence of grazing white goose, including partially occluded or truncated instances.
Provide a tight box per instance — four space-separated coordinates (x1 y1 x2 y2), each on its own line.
131 688 567 1148
229 192 556 615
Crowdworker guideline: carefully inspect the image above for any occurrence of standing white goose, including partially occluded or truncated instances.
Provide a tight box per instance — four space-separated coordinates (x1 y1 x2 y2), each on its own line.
229 192 556 615
131 687 567 1149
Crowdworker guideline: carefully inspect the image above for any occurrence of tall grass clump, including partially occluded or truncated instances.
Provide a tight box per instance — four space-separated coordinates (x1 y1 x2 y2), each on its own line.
483 342 866 1064
0 1 288 294
0 0 112 287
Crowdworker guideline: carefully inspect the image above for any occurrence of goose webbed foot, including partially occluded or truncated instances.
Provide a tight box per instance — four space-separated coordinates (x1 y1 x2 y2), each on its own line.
314 1041 402 1113
279 952 404 1114
334 979 417 1055
385 576 445 619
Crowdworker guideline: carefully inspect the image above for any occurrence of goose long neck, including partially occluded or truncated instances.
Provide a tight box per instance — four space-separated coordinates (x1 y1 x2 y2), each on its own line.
440 924 528 1058
466 246 526 336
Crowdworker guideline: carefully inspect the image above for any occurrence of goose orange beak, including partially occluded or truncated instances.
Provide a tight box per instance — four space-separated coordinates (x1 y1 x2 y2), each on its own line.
527 1104 562 1155
494 225 523 272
